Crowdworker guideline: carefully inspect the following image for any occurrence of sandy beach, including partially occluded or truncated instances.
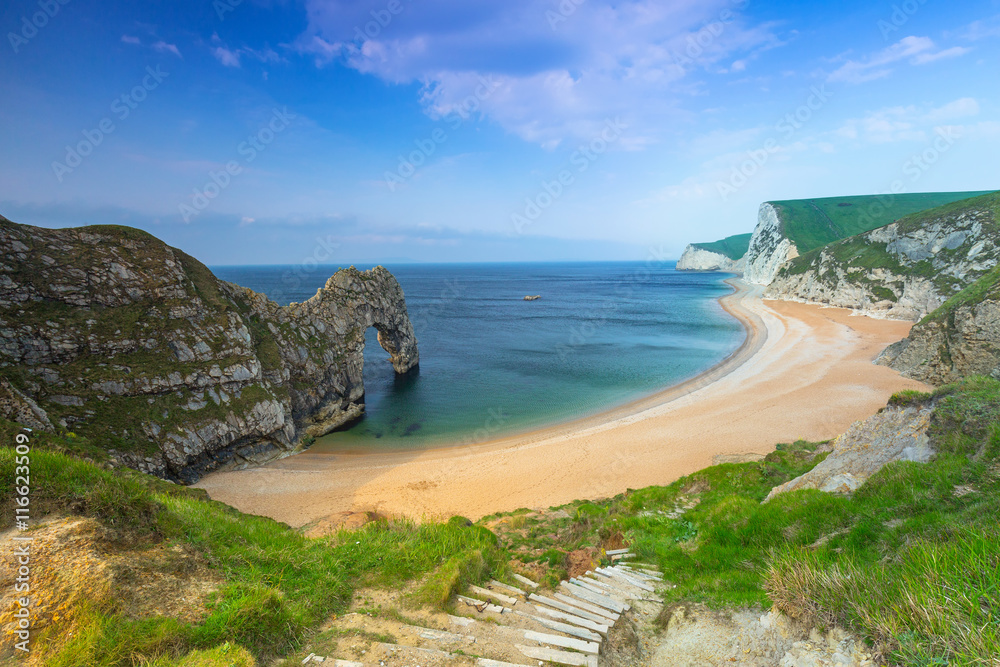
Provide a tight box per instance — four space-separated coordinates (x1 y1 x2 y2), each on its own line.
195 282 929 526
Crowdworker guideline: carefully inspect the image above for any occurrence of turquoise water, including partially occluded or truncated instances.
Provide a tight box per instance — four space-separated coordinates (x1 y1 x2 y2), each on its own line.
212 262 743 450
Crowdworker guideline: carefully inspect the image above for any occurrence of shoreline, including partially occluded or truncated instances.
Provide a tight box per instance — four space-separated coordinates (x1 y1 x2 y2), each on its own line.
195 282 928 526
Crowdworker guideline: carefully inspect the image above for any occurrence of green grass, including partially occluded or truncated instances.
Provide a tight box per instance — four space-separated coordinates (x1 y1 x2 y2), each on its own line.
0 421 507 667
919 263 1000 326
7 374 1000 666
487 378 1000 665
770 191 993 254
779 191 1000 299
691 233 753 260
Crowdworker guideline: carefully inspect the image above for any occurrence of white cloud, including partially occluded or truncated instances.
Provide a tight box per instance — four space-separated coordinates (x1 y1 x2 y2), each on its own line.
836 97 980 144
295 0 786 147
213 46 241 67
211 34 283 69
152 41 182 58
828 36 970 84
121 35 141 45
958 14 1000 41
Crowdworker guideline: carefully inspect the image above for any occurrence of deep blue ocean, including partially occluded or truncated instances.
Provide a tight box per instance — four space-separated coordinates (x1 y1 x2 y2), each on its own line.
211 263 743 450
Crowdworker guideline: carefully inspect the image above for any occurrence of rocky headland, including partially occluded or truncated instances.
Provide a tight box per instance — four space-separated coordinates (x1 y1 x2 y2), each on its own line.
0 215 418 482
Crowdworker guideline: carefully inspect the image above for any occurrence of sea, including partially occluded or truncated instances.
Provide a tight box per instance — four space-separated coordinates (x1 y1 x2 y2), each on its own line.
211 262 744 451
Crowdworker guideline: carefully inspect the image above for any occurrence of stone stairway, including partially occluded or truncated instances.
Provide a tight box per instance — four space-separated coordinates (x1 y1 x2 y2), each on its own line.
304 553 666 667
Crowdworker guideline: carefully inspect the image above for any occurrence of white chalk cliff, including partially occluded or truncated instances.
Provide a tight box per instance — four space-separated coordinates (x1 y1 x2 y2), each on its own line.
676 245 745 272
743 203 799 285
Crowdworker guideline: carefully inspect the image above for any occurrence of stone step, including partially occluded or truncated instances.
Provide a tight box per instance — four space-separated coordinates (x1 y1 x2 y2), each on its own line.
404 624 476 645
572 576 633 602
511 573 539 589
523 629 599 655
513 610 602 643
489 580 527 597
515 644 598 667
328 661 365 667
374 642 472 664
579 577 647 602
604 548 631 555
529 593 618 624
559 582 627 613
476 660 533 667
597 567 656 592
458 594 511 614
616 565 663 580
588 570 650 595
552 592 620 622
470 584 518 607
525 602 610 636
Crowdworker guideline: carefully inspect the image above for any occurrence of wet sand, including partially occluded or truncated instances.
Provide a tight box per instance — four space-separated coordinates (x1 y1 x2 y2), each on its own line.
195 281 927 526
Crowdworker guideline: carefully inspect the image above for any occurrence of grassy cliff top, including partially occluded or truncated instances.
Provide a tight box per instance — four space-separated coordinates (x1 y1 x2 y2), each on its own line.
770 190 994 253
692 232 753 260
920 261 1000 325
779 190 1000 290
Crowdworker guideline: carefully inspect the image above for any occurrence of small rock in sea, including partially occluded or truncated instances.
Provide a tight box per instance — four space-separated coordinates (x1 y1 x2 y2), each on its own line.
524 295 541 301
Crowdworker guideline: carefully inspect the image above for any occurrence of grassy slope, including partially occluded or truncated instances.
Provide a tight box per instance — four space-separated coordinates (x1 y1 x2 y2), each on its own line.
691 233 753 260
0 423 506 667
919 261 1000 326
488 379 1000 666
771 191 994 254
3 378 1000 666
780 191 1000 297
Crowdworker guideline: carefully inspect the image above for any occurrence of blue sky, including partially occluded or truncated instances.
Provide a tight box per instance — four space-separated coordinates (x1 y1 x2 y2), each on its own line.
1 0 998 264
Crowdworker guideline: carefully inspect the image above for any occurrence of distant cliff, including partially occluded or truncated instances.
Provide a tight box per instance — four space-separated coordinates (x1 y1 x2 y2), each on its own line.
766 192 1000 321
741 192 992 286
878 264 1000 384
676 233 751 272
0 216 418 482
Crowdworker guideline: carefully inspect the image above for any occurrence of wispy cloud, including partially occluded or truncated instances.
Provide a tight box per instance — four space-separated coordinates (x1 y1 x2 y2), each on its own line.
121 34 182 58
827 36 970 84
211 33 283 69
152 41 183 58
294 0 787 148
835 97 980 144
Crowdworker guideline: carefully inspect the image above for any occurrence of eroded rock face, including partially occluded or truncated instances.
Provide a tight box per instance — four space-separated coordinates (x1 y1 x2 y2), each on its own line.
877 291 1000 385
676 245 745 272
0 216 418 482
765 203 999 321
765 405 933 501
744 203 799 285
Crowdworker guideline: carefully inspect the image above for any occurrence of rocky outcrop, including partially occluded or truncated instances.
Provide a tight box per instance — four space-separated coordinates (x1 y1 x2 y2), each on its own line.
744 203 798 285
877 266 1000 384
676 245 745 272
0 216 418 482
765 404 933 501
765 193 999 320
